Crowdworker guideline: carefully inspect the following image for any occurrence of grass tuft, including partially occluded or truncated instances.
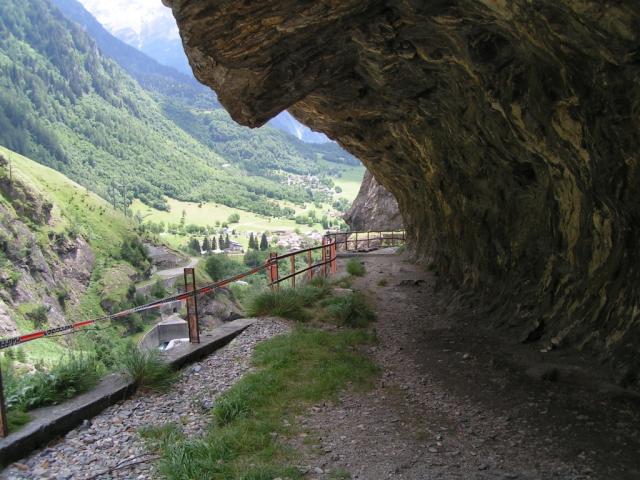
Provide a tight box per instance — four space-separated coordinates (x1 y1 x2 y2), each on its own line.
321 292 376 328
244 283 330 322
121 345 176 391
346 259 366 277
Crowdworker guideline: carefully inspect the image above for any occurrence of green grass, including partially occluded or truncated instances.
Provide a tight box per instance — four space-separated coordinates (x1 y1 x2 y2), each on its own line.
333 165 365 200
4 354 102 414
7 409 31 433
244 282 331 321
120 345 176 392
320 292 376 328
346 259 366 277
145 327 378 479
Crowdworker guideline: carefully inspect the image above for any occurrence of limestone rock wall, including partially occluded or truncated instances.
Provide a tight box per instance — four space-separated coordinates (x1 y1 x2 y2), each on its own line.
344 170 403 232
163 0 640 381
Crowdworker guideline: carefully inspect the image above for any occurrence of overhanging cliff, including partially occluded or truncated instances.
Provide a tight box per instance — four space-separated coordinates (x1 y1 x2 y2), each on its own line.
162 0 640 382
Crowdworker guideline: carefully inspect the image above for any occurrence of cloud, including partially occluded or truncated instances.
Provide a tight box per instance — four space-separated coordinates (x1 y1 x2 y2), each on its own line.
78 0 179 47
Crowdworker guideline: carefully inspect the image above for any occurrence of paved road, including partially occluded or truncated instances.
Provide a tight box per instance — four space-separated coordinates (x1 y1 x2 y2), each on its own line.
155 257 198 279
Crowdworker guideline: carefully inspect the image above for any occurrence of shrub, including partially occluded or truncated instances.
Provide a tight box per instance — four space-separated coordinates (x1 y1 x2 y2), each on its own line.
346 259 366 277
243 249 266 268
150 279 167 299
55 287 70 308
321 292 376 328
120 237 151 272
121 345 175 391
227 213 240 224
25 305 49 329
205 255 243 281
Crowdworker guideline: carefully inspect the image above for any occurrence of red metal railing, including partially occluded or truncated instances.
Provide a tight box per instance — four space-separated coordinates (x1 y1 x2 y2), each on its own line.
267 236 337 288
325 230 405 252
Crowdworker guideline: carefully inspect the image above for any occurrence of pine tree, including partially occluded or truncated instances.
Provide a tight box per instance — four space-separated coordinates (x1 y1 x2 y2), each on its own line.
211 236 217 251
260 233 269 251
225 234 230 249
202 236 211 252
189 237 201 254
219 234 225 250
249 232 256 250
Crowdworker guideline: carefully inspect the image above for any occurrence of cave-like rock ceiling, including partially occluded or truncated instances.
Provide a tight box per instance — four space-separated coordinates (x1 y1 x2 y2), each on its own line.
163 0 640 383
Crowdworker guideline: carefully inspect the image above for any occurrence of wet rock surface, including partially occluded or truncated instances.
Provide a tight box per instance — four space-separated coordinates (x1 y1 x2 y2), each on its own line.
1 319 289 480
295 255 640 479
163 0 640 384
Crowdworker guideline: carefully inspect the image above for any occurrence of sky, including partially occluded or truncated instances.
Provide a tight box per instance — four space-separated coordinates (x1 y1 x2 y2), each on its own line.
77 0 179 48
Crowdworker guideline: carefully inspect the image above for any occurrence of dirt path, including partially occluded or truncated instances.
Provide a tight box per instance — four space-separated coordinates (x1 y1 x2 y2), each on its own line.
300 253 640 480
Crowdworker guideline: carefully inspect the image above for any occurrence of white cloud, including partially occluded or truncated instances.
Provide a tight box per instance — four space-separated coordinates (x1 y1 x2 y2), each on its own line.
78 0 179 48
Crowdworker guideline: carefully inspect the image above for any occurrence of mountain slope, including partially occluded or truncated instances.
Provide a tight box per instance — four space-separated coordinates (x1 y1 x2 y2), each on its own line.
52 0 355 169
0 0 317 216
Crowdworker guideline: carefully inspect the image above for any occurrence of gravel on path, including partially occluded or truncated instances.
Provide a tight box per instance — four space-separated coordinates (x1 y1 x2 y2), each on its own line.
2 319 289 480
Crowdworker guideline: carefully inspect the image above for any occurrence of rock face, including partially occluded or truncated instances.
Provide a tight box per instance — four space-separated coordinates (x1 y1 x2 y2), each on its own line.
163 1 640 383
344 170 402 231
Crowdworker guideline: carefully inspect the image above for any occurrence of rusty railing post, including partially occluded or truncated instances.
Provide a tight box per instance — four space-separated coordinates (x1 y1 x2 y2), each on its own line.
290 254 296 288
183 267 200 344
344 232 348 251
321 237 327 277
331 239 337 274
355 231 358 251
268 252 279 290
307 250 313 281
367 231 370 250
0 364 7 438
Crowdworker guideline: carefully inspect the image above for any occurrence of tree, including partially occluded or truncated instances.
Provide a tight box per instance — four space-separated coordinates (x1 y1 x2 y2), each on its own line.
225 234 230 249
211 236 217 250
260 232 269 251
219 234 225 250
202 236 211 252
188 237 201 255
249 232 257 250
228 213 240 223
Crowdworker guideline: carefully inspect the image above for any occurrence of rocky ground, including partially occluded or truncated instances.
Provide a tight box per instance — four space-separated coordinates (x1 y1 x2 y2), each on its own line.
297 254 640 480
2 319 289 480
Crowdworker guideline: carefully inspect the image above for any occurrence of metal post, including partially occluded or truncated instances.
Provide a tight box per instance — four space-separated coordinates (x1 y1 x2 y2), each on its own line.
330 239 337 274
355 232 358 251
290 255 296 288
0 364 7 438
367 231 370 250
268 252 279 290
183 268 200 344
321 237 327 277
307 250 313 281
345 232 348 251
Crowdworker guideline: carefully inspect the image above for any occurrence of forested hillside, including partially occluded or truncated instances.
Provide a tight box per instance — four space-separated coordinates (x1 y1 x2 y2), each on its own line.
0 0 356 218
51 0 357 175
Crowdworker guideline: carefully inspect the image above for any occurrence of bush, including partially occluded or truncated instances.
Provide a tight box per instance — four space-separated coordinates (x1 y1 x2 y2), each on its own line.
321 292 376 328
227 213 240 224
150 279 167 299
205 255 243 281
25 305 48 329
243 249 266 268
121 345 175 391
346 259 366 277
120 237 151 272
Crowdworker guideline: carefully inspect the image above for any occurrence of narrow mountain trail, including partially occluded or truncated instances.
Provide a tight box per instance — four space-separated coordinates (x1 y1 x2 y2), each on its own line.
299 254 640 480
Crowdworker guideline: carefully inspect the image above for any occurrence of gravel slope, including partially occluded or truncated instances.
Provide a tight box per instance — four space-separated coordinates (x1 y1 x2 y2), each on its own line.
2 319 289 480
